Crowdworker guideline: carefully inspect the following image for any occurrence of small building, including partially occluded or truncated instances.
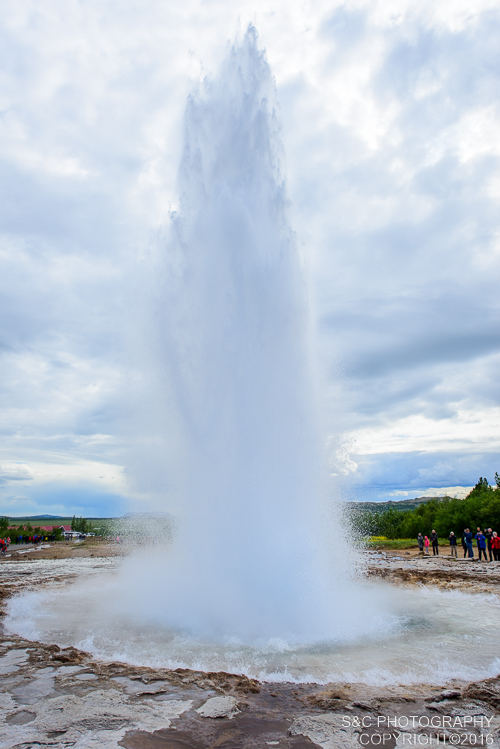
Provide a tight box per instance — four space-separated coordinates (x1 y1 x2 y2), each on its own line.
59 525 77 539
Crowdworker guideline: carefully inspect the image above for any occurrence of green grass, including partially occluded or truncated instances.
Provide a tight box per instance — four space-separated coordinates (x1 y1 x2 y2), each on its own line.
5 518 73 527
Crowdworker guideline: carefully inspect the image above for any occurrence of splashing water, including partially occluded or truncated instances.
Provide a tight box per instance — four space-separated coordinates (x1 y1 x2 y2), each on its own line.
120 26 365 643
5 31 379 665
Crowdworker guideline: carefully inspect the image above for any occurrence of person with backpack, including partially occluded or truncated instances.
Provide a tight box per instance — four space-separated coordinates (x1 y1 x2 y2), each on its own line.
430 529 439 556
475 530 488 561
449 531 458 557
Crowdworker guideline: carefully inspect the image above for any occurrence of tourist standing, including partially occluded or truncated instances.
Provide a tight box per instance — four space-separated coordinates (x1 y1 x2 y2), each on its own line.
424 536 430 554
475 530 488 561
464 528 474 559
449 531 458 557
417 533 424 553
485 528 493 562
491 532 500 561
430 529 439 556
462 532 468 558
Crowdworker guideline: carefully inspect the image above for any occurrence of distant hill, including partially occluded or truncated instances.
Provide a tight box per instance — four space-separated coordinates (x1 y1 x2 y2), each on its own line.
348 496 452 514
4 515 112 525
6 514 68 521
121 511 173 518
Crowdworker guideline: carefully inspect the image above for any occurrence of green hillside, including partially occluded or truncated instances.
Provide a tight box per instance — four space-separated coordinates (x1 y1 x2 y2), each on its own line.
351 475 500 538
349 496 448 514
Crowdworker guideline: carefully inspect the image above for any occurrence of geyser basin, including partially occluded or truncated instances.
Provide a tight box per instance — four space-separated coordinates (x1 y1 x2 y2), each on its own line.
5 567 500 685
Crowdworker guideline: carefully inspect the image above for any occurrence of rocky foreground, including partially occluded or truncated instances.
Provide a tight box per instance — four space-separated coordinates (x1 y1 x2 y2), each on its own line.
1 546 500 748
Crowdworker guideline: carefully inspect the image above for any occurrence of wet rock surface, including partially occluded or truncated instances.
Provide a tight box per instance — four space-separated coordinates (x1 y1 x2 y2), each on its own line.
1 551 500 748
366 548 500 594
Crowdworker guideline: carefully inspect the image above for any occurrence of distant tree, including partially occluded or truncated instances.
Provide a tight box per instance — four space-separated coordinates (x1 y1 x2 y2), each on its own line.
375 508 407 539
356 475 500 541
0 517 8 533
71 517 89 533
472 476 491 493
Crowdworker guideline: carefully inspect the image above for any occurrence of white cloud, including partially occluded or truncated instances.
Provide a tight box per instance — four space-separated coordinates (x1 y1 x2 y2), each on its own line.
350 408 500 456
420 486 473 499
0 464 34 481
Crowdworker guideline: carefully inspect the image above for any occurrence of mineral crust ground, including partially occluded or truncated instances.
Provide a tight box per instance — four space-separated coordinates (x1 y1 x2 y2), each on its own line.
1 544 500 748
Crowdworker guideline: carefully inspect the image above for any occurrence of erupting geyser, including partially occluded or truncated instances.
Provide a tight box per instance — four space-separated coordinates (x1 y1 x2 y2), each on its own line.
131 26 356 641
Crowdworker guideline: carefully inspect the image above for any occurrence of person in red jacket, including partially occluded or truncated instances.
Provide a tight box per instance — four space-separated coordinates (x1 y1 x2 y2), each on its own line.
491 532 500 561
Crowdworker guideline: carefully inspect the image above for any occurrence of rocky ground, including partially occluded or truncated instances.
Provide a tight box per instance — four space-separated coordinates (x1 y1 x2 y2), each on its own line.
367 547 500 594
3 539 124 561
1 545 500 748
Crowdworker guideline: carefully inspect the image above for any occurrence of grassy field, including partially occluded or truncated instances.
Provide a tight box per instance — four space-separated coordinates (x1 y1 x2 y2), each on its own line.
5 518 74 527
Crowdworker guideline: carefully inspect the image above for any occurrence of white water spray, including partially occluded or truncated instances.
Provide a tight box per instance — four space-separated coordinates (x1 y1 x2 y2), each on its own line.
126 27 357 641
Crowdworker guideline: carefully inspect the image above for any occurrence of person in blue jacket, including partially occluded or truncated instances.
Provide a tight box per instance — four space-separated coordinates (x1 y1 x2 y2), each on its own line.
464 528 474 559
475 530 488 561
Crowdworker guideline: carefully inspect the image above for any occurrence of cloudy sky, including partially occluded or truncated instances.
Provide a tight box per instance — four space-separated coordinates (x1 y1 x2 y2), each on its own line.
1 0 500 517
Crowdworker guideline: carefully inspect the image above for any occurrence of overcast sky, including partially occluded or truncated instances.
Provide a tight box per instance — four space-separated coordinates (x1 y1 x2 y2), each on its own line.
1 0 500 517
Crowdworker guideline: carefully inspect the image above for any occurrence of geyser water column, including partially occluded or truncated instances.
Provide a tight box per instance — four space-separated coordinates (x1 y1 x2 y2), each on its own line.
143 27 351 641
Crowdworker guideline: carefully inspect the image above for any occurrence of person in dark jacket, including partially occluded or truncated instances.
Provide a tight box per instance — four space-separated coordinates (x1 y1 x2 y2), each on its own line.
430 530 439 555
449 531 458 557
475 531 488 561
464 528 474 559
417 533 424 553
461 531 468 558
485 528 493 562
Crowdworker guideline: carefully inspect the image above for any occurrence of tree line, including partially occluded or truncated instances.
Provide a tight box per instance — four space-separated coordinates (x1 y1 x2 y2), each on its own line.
70 516 96 534
352 474 500 540
0 517 63 542
0 515 98 541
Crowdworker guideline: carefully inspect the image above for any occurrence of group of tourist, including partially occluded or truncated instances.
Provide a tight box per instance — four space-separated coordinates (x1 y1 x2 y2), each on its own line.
14 534 49 544
417 529 500 560
0 534 51 554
